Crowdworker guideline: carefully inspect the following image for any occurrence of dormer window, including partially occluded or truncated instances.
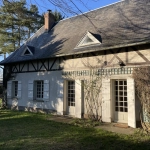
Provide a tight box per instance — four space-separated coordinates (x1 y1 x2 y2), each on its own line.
75 31 101 49
24 49 32 55
82 36 93 44
22 46 34 56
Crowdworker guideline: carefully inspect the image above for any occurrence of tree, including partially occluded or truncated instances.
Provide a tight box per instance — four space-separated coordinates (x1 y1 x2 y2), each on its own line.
0 0 43 54
25 4 44 38
133 67 150 133
0 1 66 54
52 10 64 21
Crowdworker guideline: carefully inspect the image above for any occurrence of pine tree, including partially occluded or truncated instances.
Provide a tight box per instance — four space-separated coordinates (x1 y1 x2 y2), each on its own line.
0 1 64 54
52 10 65 21
0 0 43 54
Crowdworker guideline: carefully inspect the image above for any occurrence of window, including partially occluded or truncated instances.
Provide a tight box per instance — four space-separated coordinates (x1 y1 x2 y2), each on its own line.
22 46 34 56
35 81 44 99
28 80 49 101
75 31 101 48
14 81 18 97
68 81 75 106
7 81 21 99
24 49 31 55
115 80 128 112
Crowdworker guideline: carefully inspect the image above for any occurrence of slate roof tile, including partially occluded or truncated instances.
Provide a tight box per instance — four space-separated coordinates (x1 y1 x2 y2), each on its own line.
1 0 150 64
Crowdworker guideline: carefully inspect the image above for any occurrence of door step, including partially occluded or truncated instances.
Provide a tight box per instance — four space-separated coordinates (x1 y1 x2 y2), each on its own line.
113 123 129 128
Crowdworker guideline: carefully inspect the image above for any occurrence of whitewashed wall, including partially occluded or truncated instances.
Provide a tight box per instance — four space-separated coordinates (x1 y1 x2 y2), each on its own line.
8 45 147 125
7 71 64 115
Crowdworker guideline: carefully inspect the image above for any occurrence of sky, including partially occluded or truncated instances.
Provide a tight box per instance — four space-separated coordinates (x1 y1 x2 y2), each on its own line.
26 0 120 17
0 0 120 63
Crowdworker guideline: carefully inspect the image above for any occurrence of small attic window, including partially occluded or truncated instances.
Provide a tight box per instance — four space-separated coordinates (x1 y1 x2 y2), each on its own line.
82 36 93 44
75 31 101 49
24 49 31 55
22 46 34 56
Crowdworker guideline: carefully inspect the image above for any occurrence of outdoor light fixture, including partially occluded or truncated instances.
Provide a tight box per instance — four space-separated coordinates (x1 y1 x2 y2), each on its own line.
118 61 125 68
104 61 107 66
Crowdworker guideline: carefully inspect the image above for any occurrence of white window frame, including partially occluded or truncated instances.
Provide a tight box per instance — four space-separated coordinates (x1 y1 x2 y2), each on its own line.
75 31 101 48
67 81 75 107
34 80 44 100
114 79 128 113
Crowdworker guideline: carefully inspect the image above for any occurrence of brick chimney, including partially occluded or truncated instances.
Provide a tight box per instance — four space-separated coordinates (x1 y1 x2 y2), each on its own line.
44 10 55 32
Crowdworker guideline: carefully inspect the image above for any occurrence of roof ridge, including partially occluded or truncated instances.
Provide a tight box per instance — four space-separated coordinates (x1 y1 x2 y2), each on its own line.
59 0 125 22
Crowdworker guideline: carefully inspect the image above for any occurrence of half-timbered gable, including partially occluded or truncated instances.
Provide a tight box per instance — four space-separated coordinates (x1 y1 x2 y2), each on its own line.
1 0 150 128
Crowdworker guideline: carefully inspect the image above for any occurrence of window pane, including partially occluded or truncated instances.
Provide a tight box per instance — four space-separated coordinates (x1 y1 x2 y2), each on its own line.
120 107 123 112
119 86 123 90
14 81 18 97
124 102 127 107
115 86 118 90
115 80 128 113
115 107 118 111
119 91 123 96
124 81 127 85
120 102 123 106
125 108 128 112
124 92 127 96
68 102 70 106
115 81 118 85
124 86 127 90
36 81 44 98
119 81 123 85
116 102 118 106
115 91 118 96
124 97 127 101
119 97 123 101
68 81 75 104
116 97 118 101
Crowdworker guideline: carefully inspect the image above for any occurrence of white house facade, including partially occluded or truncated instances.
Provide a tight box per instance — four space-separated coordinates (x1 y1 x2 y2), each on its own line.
1 0 150 128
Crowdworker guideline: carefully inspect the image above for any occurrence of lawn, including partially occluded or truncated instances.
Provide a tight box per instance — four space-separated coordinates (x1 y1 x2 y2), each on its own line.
0 109 150 150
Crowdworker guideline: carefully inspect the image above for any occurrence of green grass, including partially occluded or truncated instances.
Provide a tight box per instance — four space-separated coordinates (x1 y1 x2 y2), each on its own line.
0 109 150 150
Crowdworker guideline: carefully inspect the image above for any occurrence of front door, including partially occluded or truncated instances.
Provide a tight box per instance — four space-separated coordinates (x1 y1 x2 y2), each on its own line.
67 81 75 116
114 79 128 123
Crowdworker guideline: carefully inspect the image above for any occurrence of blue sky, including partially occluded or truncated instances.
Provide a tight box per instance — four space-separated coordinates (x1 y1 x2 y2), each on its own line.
26 0 120 17
0 0 120 62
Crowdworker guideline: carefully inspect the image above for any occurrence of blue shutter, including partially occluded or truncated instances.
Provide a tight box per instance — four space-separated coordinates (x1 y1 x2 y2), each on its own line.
17 81 22 98
7 81 12 98
43 80 49 101
57 80 63 98
28 81 33 100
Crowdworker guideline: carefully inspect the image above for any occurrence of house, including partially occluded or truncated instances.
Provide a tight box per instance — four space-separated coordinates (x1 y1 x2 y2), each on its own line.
0 0 150 128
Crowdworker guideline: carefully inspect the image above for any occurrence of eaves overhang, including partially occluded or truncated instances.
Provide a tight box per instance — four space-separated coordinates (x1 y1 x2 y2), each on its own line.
0 40 150 66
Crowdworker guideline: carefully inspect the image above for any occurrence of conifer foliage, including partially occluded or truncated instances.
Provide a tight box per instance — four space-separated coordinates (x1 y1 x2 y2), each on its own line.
0 0 43 54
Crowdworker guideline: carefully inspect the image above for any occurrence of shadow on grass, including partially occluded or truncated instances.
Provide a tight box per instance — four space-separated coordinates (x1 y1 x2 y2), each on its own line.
0 109 149 150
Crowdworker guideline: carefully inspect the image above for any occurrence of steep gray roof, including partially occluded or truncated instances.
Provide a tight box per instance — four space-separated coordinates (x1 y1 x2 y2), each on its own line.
1 0 150 65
